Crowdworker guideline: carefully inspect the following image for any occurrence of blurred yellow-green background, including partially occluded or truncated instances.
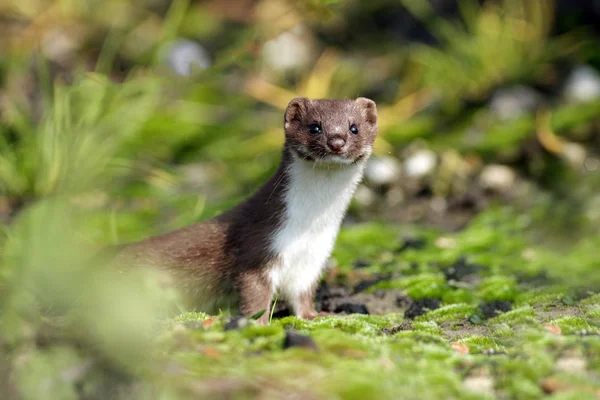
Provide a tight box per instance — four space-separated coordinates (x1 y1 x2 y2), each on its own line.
1 1 600 399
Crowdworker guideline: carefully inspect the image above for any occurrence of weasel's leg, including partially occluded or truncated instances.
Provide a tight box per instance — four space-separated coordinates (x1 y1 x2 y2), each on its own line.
289 284 329 320
238 272 272 325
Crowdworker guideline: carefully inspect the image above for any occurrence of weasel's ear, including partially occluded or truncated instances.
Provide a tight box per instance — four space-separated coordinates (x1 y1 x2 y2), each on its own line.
355 97 377 126
284 97 310 129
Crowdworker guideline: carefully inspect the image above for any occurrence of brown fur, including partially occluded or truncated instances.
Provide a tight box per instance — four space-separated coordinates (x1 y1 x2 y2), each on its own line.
109 97 378 321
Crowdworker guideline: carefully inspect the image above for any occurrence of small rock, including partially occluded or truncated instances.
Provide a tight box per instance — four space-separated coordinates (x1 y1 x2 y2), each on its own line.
353 259 371 269
478 301 512 319
429 196 447 213
489 85 541 120
334 303 369 315
463 374 495 396
555 356 587 374
166 39 211 76
385 188 404 206
403 150 437 178
451 342 470 355
560 142 587 170
404 298 441 319
354 185 377 207
202 316 217 327
583 155 600 173
563 65 600 103
396 237 426 253
444 256 482 282
479 164 516 193
435 237 456 249
42 29 79 64
261 26 313 72
543 323 562 336
380 320 414 335
315 285 350 301
171 323 187 334
224 317 250 331
202 347 221 357
364 156 402 187
283 330 318 351
353 278 381 293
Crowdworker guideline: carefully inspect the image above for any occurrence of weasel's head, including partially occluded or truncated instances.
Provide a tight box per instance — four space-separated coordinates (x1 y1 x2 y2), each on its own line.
283 97 378 165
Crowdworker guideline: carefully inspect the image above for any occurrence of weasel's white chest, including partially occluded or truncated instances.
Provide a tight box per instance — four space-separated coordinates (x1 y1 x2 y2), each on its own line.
268 161 364 299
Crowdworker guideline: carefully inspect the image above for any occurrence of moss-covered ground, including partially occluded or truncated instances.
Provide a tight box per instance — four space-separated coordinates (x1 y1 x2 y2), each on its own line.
139 207 600 400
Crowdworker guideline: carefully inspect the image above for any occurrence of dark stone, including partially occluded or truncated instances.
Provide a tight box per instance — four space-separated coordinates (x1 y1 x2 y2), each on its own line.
395 294 413 308
270 307 292 320
353 279 379 294
334 303 369 315
415 186 433 198
224 317 250 331
380 320 414 335
478 301 513 320
404 298 441 319
444 256 483 282
315 284 351 313
283 330 318 351
515 270 553 286
315 284 350 301
353 274 391 294
395 237 426 253
353 259 371 269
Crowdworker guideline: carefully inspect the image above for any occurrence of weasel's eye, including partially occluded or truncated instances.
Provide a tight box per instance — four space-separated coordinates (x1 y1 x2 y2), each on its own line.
308 123 322 134
350 124 359 134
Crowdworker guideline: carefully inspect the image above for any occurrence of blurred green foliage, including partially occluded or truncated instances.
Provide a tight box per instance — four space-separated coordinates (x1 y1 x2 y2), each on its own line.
1 0 599 398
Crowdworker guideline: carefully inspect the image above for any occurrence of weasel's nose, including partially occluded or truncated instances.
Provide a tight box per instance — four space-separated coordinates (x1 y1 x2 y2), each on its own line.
327 137 346 153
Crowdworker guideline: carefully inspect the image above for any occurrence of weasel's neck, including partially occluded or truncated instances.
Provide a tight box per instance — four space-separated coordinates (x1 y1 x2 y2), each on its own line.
275 149 366 239
266 148 366 297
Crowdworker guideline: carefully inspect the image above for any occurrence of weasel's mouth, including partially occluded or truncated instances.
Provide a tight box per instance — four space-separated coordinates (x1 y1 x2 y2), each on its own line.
291 146 368 165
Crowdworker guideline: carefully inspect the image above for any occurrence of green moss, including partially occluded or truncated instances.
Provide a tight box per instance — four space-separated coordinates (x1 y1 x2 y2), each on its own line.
416 303 477 323
333 223 400 268
373 273 447 299
412 321 443 335
477 276 518 302
457 336 504 353
551 317 597 335
172 311 211 324
488 306 535 325
442 288 476 304
488 323 514 338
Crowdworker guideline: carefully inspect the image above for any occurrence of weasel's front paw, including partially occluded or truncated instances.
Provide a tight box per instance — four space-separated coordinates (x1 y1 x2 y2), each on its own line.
300 310 331 320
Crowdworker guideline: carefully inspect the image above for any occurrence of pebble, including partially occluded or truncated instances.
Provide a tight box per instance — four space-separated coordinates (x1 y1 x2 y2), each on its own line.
224 317 250 331
354 185 377 207
364 156 402 186
489 85 541 120
404 298 441 319
479 164 516 193
403 150 437 178
435 237 456 249
560 142 587 170
463 374 495 396
261 25 313 71
385 188 404 207
283 330 318 351
333 303 370 315
166 39 211 76
42 29 78 64
555 356 587 374
563 65 600 103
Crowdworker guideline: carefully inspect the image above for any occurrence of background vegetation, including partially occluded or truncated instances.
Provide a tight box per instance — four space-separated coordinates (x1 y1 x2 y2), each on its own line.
1 0 599 398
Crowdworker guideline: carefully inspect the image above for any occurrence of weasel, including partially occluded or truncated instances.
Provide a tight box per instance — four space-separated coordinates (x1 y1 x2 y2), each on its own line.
112 97 378 323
